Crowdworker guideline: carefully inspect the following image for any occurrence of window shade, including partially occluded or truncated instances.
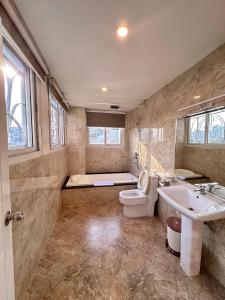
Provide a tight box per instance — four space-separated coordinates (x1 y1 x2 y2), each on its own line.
86 112 125 128
0 3 46 81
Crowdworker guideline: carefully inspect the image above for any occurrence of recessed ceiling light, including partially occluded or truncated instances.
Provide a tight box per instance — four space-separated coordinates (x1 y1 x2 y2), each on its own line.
193 95 201 99
116 26 128 38
101 87 108 92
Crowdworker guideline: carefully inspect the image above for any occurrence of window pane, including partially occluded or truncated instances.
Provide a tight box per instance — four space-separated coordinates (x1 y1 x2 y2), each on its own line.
188 115 206 144
50 96 65 147
59 106 65 145
3 42 33 149
208 110 225 144
106 128 121 144
50 98 59 145
88 127 105 144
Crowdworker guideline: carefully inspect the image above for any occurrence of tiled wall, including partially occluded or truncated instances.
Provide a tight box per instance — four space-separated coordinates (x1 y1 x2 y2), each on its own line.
10 149 67 300
66 107 129 174
66 107 86 174
86 146 129 173
126 43 225 286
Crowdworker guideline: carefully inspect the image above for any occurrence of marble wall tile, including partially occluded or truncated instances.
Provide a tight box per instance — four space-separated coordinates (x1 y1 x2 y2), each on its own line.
127 42 225 287
86 147 129 173
66 107 130 174
9 149 68 300
66 107 86 174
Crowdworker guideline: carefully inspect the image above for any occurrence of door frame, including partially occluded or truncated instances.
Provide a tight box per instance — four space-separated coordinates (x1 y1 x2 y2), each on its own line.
0 17 15 300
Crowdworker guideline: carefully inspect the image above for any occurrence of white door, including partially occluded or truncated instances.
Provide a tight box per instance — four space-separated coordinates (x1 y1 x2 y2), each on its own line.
0 18 15 300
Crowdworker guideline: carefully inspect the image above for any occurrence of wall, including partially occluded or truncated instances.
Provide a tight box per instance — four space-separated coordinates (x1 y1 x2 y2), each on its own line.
66 107 86 174
86 128 129 173
126 43 225 286
10 150 67 300
9 78 68 300
66 107 129 174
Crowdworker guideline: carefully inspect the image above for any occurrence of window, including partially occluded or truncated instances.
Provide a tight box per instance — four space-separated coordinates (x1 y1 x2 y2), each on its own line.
50 96 65 147
188 115 206 144
88 127 122 145
188 108 225 145
208 110 225 144
3 40 36 151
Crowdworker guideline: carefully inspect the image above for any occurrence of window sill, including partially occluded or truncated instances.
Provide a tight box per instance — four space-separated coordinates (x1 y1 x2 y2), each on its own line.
50 145 66 152
185 143 225 149
9 150 42 165
87 144 124 149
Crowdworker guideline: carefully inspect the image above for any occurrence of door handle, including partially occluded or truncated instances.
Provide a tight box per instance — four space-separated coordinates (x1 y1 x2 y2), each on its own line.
5 211 24 226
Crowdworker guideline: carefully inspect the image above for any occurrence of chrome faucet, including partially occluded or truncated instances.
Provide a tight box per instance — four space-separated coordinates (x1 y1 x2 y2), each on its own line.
194 182 220 195
207 182 220 193
194 185 207 195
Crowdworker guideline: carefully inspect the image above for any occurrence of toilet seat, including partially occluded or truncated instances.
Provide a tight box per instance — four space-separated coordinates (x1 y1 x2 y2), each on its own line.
137 170 149 194
119 189 146 205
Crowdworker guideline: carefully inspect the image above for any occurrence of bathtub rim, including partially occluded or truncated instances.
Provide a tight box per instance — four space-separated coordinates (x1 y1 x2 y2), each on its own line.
62 172 138 190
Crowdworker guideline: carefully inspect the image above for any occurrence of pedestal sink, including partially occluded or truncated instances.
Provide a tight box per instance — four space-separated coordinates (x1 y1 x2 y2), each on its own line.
157 184 225 276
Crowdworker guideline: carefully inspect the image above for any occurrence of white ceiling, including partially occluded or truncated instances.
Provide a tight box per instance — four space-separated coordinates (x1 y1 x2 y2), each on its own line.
14 0 225 111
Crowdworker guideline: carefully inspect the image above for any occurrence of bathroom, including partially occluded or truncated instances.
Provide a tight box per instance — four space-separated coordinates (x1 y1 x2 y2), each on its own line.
0 1 225 299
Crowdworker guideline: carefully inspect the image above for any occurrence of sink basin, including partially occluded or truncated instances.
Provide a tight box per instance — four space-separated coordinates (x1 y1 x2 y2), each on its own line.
158 183 225 277
157 184 225 222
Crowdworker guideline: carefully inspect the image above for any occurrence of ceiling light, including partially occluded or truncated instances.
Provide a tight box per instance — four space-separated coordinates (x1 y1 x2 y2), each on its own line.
116 26 128 38
193 95 201 99
101 87 108 92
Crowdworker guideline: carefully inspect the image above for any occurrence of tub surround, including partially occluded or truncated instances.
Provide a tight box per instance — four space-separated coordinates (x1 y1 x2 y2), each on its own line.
126 42 225 286
66 107 130 174
10 149 67 300
86 145 129 174
24 186 225 299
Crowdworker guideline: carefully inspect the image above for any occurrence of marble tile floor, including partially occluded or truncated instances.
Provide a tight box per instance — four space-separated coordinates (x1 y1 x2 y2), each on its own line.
25 196 225 300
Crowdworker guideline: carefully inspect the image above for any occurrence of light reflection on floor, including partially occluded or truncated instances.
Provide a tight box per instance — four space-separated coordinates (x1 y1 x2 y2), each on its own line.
86 218 121 251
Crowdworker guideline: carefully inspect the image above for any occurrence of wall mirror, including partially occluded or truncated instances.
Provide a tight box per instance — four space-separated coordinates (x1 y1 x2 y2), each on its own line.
175 106 225 199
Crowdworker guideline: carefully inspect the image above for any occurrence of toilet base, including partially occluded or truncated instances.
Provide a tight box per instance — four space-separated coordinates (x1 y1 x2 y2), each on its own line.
123 203 155 218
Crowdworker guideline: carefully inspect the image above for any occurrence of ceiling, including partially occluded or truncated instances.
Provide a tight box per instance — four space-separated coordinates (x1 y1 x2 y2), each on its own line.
14 0 225 112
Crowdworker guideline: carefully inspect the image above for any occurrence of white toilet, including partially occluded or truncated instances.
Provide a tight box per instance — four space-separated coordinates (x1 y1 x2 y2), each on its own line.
119 170 158 218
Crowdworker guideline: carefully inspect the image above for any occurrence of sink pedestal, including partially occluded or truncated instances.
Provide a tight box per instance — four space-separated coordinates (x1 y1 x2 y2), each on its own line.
180 215 203 276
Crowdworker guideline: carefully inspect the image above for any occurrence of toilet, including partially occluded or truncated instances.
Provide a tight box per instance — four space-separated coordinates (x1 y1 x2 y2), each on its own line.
119 170 158 218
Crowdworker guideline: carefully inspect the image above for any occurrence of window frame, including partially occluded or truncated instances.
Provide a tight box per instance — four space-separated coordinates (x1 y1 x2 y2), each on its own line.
49 94 66 149
87 126 124 147
187 108 225 148
3 37 38 157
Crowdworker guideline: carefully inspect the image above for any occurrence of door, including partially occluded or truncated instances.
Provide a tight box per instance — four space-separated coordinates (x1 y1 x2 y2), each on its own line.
0 18 15 300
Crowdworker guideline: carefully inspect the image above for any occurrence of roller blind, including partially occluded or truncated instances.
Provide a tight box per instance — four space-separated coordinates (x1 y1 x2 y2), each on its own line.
0 3 46 81
86 112 125 128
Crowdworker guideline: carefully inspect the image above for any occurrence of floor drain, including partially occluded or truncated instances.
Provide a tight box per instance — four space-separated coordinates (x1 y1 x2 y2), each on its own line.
188 207 194 211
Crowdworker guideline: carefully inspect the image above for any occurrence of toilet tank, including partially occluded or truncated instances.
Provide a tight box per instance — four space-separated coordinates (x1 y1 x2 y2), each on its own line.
147 175 158 201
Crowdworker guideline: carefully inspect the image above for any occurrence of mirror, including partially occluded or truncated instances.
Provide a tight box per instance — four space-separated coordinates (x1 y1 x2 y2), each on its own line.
175 107 225 199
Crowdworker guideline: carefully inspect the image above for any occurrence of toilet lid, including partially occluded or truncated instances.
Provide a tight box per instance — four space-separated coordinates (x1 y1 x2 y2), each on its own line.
137 170 149 194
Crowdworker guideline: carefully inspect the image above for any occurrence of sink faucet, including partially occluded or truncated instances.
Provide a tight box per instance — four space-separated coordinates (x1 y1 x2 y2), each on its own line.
194 182 220 195
194 185 207 195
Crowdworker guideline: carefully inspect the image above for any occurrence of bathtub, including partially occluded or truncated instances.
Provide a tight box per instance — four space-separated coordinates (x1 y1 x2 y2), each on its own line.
174 168 203 179
64 172 138 189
